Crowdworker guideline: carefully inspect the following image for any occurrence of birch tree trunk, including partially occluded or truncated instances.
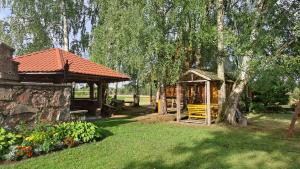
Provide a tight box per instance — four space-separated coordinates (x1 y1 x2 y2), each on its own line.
217 0 226 117
134 81 140 107
62 0 69 51
159 84 167 115
287 100 300 137
224 55 250 125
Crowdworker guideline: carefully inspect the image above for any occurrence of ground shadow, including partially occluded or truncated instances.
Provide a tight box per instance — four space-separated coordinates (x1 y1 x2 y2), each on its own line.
92 105 155 128
93 118 136 128
116 105 156 117
98 128 114 139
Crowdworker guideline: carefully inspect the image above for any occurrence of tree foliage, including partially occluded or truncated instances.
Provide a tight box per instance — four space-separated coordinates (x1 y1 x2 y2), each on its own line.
0 0 99 55
0 20 11 45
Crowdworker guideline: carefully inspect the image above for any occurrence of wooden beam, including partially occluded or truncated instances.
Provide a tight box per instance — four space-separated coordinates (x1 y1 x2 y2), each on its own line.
176 83 181 122
179 80 207 83
206 81 211 126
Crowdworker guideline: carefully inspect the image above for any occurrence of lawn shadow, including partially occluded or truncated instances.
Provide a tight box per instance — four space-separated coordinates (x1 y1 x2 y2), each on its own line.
98 128 114 139
122 125 300 169
93 118 136 128
115 105 156 117
93 106 155 128
247 113 300 138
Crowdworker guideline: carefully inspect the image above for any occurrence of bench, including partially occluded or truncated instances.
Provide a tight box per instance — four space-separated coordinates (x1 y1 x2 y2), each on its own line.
187 104 218 119
124 101 134 106
70 110 88 121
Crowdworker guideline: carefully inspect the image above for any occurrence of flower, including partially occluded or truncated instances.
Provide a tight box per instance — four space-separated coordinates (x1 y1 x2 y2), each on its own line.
25 136 34 141
15 146 33 158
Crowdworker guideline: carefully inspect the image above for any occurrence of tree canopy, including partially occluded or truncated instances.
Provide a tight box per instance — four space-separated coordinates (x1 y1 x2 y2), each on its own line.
0 0 299 123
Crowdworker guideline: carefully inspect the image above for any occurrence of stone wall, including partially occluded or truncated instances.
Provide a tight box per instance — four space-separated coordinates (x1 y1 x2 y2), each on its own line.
0 42 19 82
0 82 71 127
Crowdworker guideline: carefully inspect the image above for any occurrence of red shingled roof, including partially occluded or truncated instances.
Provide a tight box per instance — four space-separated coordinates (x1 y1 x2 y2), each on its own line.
13 48 129 80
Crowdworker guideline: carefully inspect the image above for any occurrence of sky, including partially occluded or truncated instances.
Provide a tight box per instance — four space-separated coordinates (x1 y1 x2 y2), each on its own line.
0 7 11 20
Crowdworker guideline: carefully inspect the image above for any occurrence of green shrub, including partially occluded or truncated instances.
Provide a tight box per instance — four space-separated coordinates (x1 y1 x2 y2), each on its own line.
15 121 31 136
249 102 266 113
25 131 47 144
106 95 113 105
23 126 62 154
22 121 105 154
4 145 33 161
4 146 19 161
0 128 22 158
54 122 103 143
2 122 106 161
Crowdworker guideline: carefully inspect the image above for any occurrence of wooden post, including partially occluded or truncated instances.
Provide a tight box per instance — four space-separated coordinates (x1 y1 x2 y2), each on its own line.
155 85 160 112
89 83 94 100
182 83 187 109
114 82 118 99
176 83 181 122
206 81 211 126
102 83 108 104
71 82 75 100
97 82 103 107
150 82 153 105
204 81 207 124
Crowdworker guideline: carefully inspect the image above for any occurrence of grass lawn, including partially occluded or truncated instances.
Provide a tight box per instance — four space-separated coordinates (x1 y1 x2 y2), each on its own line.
115 95 153 106
74 92 152 106
1 111 300 169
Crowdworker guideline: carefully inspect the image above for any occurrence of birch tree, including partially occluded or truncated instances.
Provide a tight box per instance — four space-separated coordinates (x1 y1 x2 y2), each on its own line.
222 0 300 125
217 0 226 117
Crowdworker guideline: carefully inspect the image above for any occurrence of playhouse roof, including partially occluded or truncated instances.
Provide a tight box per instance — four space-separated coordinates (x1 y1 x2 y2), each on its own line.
184 69 222 81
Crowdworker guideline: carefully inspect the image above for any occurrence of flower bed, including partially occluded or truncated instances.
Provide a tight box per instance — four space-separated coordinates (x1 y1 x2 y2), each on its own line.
0 121 106 161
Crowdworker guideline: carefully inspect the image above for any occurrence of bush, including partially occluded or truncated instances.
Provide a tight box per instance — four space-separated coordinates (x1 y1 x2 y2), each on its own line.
0 128 22 158
22 121 104 155
4 145 33 161
54 122 103 143
249 102 266 113
24 129 60 154
4 146 19 161
106 95 113 105
21 122 63 153
1 121 106 161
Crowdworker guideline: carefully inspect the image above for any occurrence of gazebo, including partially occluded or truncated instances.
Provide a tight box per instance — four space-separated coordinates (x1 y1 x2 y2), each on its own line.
14 48 130 116
174 69 233 125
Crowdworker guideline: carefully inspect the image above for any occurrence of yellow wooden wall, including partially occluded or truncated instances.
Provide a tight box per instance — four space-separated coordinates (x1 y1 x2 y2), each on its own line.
165 82 219 104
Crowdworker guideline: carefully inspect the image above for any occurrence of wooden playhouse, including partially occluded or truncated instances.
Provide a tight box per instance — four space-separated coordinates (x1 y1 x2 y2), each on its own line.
165 69 233 125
